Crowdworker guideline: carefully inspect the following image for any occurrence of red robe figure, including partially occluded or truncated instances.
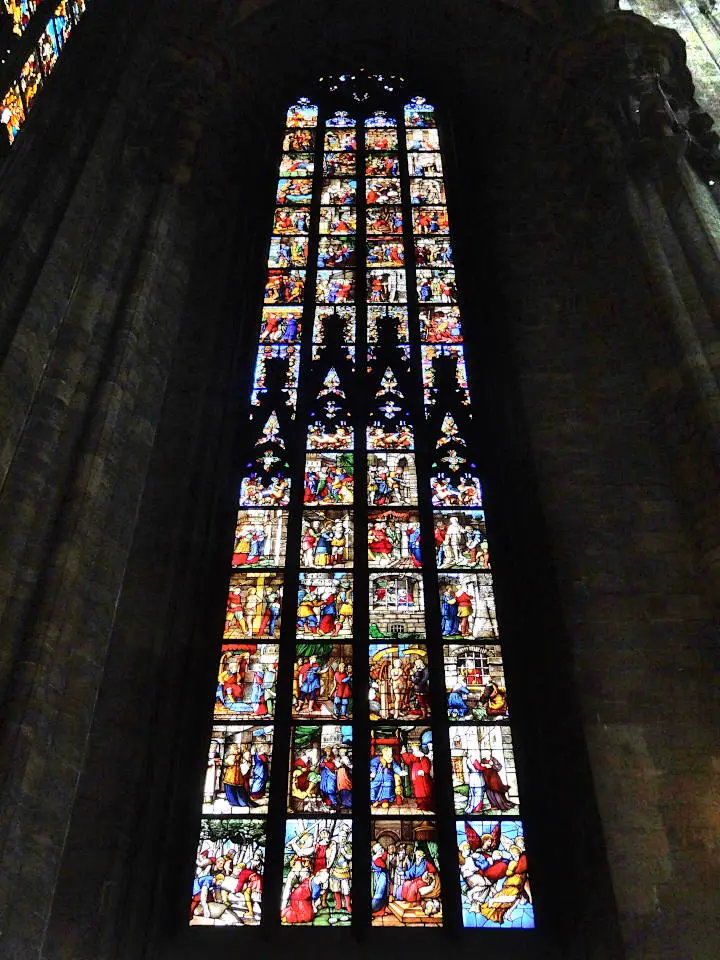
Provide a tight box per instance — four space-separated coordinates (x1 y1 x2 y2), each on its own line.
401 747 434 810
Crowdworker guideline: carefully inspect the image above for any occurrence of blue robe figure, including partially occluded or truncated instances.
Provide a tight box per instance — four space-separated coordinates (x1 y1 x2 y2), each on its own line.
448 681 470 718
371 849 390 915
320 756 338 807
314 530 332 565
408 528 422 567
370 753 403 805
441 589 459 635
250 749 268 799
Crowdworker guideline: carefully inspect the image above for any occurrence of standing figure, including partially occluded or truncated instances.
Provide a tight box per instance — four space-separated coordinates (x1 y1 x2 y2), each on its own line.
370 745 406 807
327 827 352 914
401 744 434 811
371 842 390 917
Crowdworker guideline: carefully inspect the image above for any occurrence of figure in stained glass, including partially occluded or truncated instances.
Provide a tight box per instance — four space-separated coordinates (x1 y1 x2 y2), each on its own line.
368 452 417 505
278 153 314 178
366 238 404 267
367 509 421 568
438 572 497 639
434 509 489 569
239 468 290 507
367 417 414 450
297 572 353 638
415 237 454 267
283 128 315 152
371 821 442 925
420 305 462 343
366 268 407 303
320 178 356 205
300 509 353 567
191 819 265 924
367 205 403 235
456 820 534 928
449 726 519 815
319 205 357 234
224 573 283 639
202 724 272 815
286 99 318 127
422 344 470 406
292 642 353 718
416 268 456 303
366 128 398 151
1 86 24 143
444 644 508 721
366 178 401 204
406 128 440 151
232 509 287 568
404 97 437 128
268 238 308 269
288 724 353 813
259 306 302 341
20 51 42 110
326 110 355 127
273 206 310 234
370 725 434 814
282 820 353 925
264 269 305 304
303 451 354 505
430 470 481 506
324 128 356 152
323 152 356 176
412 206 449 234
409 178 446 206
366 154 399 177
407 152 443 177
316 269 355 303
368 643 429 719
317 237 355 268
215 644 279 720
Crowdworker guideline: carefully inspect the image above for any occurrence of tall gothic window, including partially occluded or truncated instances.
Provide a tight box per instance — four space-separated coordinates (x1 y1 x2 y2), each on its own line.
191 75 535 933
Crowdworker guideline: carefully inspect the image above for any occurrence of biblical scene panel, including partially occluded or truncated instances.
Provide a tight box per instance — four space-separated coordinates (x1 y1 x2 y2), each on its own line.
215 643 279 720
365 110 396 127
323 152 356 175
320 178 357 205
366 268 407 303
303 451 354 505
324 128 356 152
5 0 38 38
297 572 354 638
367 509 421 569
456 819 534 928
366 128 398 150
416 268 457 303
20 51 42 110
283 129 315 152
54 3 73 44
287 100 318 127
444 644 508 722
404 97 437 128
327 110 355 127
282 820 353 926
292 643 354 719
316 269 355 303
366 154 400 177
264 269 306 305
278 153 314 178
449 725 519 816
268 238 308 270
1 85 24 144
319 206 357 234
317 237 355 268
39 22 61 72
415 237 454 268
430 470 482 507
407 151 443 177
367 205 403 235
191 819 265 925
371 820 442 926
203 724 273 815
370 725 434 815
412 206 449 234
367 238 404 268
419 305 462 342
250 344 300 411
276 179 313 205
300 509 353 568
421 344 470 407
239 469 290 508
288 724 353 813
368 643 429 720
368 452 417 506
224 572 283 640
410 179 446 206
232 509 287 569
366 178 401 204
438 572 497 639
369 573 425 639
273 206 311 234
307 416 353 450
259 306 302 343
406 128 440 151
434 509 489 569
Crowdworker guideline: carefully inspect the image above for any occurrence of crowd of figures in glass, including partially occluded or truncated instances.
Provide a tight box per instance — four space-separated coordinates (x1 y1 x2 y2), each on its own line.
192 88 534 932
2 0 90 143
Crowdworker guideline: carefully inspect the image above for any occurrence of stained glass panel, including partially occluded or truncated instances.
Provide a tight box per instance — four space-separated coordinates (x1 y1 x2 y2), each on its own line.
224 573 284 640
444 644 508 721
438 573 497 639
368 643 430 718
434 509 489 569
292 643 354 718
367 509 421 568
203 724 273 814
191 820 265 925
303 452 355 505
370 725 434 814
449 726 519 815
282 820 353 925
371 820 442 925
232 510 288 569
300 509 353 567
297 572 354 638
368 452 418 506
288 724 353 812
215 644 280 720
456 820 534 928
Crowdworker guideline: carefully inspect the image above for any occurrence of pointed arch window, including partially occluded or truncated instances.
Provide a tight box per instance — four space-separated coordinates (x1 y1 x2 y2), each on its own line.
191 79 535 933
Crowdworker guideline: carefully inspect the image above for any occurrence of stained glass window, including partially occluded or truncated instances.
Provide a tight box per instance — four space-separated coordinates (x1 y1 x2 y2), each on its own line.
191 84 535 933
1 0 92 144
